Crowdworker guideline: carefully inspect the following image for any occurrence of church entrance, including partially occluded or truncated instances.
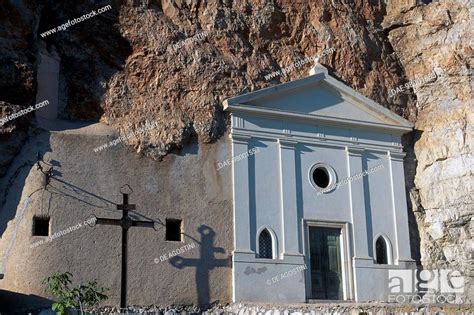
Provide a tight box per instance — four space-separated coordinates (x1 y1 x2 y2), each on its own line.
308 226 343 300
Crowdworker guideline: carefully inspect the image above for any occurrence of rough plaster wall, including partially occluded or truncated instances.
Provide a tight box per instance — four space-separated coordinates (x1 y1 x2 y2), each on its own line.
0 124 233 310
383 0 473 299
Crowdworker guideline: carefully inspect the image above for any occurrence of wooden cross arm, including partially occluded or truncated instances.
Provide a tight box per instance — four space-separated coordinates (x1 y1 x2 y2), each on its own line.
95 217 121 226
132 220 155 228
117 205 136 211
212 258 231 268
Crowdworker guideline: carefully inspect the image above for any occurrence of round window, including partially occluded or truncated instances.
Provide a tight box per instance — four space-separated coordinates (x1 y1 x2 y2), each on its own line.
309 163 336 192
312 167 330 188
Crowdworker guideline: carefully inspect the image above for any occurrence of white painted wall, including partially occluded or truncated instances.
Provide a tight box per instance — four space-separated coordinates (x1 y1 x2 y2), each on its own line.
227 71 415 303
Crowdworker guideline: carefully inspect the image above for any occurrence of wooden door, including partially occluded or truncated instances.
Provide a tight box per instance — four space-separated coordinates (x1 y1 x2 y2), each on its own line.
309 226 343 300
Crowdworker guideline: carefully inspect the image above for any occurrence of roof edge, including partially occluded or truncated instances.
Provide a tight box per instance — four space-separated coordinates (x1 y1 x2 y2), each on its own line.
324 76 414 128
222 69 414 130
224 73 326 106
226 104 414 134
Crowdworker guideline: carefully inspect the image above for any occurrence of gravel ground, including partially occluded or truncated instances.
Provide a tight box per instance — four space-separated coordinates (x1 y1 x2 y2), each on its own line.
32 302 473 315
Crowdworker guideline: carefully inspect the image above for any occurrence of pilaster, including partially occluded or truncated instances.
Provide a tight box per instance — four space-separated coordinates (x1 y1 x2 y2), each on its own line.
278 138 301 257
387 151 414 264
345 146 371 260
231 134 253 254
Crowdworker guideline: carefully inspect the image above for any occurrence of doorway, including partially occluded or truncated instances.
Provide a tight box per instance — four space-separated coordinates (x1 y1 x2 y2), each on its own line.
308 226 343 300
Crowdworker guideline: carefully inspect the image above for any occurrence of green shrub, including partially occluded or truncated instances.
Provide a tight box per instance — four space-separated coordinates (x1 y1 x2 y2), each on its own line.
43 272 109 314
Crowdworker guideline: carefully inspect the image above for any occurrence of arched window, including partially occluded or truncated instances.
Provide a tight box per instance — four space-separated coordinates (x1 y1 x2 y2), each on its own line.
375 236 388 264
258 229 273 259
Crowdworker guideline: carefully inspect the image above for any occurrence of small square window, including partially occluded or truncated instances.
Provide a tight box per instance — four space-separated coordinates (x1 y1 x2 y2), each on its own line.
33 216 50 236
166 219 182 242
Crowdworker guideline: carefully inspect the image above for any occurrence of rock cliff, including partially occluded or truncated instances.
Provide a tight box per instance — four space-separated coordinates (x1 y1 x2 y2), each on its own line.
384 0 473 299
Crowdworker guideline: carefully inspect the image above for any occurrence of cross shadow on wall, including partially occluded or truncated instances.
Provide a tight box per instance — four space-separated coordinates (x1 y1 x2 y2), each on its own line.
169 225 230 307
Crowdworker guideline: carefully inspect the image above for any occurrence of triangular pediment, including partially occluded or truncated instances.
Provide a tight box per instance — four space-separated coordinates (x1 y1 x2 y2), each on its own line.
223 66 413 133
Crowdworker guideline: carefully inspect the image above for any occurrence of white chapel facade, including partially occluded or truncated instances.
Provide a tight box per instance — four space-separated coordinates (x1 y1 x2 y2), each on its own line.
223 64 416 303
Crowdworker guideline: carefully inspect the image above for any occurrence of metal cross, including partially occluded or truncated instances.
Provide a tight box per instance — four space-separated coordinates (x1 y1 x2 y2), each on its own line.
95 185 155 308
